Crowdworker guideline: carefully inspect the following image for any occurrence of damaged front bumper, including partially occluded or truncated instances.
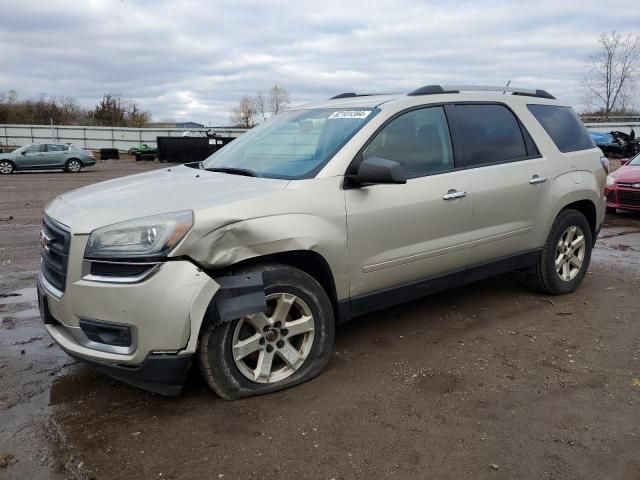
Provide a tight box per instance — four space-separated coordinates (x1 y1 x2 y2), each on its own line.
39 247 267 395
38 250 219 395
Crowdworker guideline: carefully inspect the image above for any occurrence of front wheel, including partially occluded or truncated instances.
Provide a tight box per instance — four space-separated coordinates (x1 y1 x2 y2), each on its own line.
526 209 593 294
0 160 14 175
65 159 82 173
198 264 335 400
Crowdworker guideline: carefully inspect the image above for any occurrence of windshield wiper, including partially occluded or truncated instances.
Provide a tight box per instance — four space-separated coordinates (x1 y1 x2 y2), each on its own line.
204 166 260 177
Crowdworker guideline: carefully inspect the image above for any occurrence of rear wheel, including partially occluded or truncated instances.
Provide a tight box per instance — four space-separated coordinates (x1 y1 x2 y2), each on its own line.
198 264 335 400
526 209 592 294
65 159 82 173
0 160 14 175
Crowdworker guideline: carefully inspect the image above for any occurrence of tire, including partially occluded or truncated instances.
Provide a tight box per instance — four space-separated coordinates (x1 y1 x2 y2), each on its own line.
198 264 335 400
526 209 593 295
65 159 82 173
0 160 14 175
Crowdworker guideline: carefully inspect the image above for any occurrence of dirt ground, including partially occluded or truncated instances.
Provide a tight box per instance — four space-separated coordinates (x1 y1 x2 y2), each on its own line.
1 161 639 480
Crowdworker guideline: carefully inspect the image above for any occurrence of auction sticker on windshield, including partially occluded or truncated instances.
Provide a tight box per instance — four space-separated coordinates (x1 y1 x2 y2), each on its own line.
328 111 371 119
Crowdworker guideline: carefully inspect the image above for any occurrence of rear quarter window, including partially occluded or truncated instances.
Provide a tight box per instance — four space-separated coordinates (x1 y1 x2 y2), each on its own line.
527 105 595 153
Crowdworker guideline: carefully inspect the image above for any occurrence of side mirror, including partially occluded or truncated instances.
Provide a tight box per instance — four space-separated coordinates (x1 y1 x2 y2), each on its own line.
350 157 406 185
21 151 27 155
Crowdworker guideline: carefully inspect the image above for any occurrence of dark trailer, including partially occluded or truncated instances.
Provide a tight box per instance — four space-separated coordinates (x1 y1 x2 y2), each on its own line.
157 134 235 163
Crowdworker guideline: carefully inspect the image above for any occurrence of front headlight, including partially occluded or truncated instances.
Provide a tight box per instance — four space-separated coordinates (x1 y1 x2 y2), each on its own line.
606 175 615 187
85 211 193 260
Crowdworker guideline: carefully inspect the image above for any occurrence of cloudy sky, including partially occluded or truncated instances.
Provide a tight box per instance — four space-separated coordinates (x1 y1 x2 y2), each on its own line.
0 0 638 125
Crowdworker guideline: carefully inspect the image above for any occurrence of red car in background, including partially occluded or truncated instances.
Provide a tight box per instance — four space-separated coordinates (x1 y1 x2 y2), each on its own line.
605 153 640 213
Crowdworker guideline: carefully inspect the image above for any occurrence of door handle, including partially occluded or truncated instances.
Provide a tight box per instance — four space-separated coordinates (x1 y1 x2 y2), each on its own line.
442 189 467 200
529 175 547 184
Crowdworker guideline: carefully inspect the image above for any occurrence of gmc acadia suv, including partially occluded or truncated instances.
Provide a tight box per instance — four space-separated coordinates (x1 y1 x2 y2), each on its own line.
37 85 607 399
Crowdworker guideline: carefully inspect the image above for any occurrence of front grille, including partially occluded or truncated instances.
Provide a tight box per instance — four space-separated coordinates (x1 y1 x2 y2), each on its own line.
618 190 640 206
41 215 71 292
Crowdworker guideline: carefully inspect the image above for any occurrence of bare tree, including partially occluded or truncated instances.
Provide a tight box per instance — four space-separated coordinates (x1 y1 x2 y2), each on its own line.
233 85 290 126
127 101 151 127
230 95 258 128
584 31 640 118
269 85 289 116
255 93 268 122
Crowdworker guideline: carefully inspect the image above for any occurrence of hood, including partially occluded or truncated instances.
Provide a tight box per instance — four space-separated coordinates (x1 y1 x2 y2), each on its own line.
612 164 640 183
45 165 289 233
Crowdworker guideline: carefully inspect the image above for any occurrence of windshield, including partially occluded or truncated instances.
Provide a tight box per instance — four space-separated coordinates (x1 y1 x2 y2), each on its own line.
629 152 640 166
12 144 31 153
203 108 376 179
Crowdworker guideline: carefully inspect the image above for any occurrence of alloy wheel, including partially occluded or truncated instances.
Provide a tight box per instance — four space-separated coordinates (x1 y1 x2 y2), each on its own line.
68 160 81 172
232 292 315 383
555 225 586 282
0 161 13 174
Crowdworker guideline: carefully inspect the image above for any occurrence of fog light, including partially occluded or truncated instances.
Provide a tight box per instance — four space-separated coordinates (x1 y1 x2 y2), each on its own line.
79 319 132 347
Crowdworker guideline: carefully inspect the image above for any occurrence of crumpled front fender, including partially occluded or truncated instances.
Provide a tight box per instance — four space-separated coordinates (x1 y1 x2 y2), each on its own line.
185 213 349 301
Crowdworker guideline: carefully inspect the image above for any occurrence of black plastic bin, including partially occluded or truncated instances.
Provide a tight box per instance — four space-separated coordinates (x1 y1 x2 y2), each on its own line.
100 148 120 160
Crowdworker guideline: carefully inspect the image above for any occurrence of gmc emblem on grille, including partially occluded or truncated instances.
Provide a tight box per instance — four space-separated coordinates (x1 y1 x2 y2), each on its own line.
39 230 53 254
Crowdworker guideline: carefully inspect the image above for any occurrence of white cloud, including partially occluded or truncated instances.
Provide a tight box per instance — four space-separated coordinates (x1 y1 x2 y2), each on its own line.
0 0 638 124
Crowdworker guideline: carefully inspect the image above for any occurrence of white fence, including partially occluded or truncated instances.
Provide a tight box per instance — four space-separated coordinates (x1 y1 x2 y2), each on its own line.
1 121 637 152
0 124 247 151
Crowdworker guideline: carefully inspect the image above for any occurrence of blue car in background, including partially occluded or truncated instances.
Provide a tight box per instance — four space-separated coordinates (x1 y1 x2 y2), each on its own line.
0 143 96 174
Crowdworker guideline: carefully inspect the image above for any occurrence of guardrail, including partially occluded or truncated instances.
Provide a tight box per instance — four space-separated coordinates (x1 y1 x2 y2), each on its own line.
0 124 248 151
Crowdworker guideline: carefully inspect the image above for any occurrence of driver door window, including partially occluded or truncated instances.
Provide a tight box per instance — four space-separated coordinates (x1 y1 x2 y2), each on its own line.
24 144 44 154
362 106 454 178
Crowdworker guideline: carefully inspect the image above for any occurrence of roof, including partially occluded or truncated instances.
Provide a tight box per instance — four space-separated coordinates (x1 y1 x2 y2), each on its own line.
296 85 563 111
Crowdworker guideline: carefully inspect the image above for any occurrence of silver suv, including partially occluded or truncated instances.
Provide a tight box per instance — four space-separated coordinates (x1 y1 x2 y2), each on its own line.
38 85 607 399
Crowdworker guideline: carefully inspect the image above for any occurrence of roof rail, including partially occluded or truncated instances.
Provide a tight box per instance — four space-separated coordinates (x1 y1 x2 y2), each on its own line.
408 85 556 100
330 92 358 99
329 92 392 100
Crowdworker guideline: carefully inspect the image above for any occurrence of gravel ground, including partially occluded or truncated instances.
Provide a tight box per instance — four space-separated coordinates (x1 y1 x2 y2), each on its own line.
1 160 639 480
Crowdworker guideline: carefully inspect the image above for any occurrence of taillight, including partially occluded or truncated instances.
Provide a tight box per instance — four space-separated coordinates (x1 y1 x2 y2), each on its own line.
600 156 610 174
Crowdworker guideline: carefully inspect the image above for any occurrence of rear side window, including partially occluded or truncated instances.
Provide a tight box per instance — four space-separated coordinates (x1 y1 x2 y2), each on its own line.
47 144 68 152
527 105 595 153
455 104 528 167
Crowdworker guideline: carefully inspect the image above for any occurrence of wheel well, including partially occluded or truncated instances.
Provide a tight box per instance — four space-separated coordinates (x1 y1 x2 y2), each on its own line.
561 200 597 236
214 250 340 320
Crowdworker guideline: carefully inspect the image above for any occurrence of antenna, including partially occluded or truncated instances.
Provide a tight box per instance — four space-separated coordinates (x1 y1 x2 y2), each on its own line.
503 80 511 95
